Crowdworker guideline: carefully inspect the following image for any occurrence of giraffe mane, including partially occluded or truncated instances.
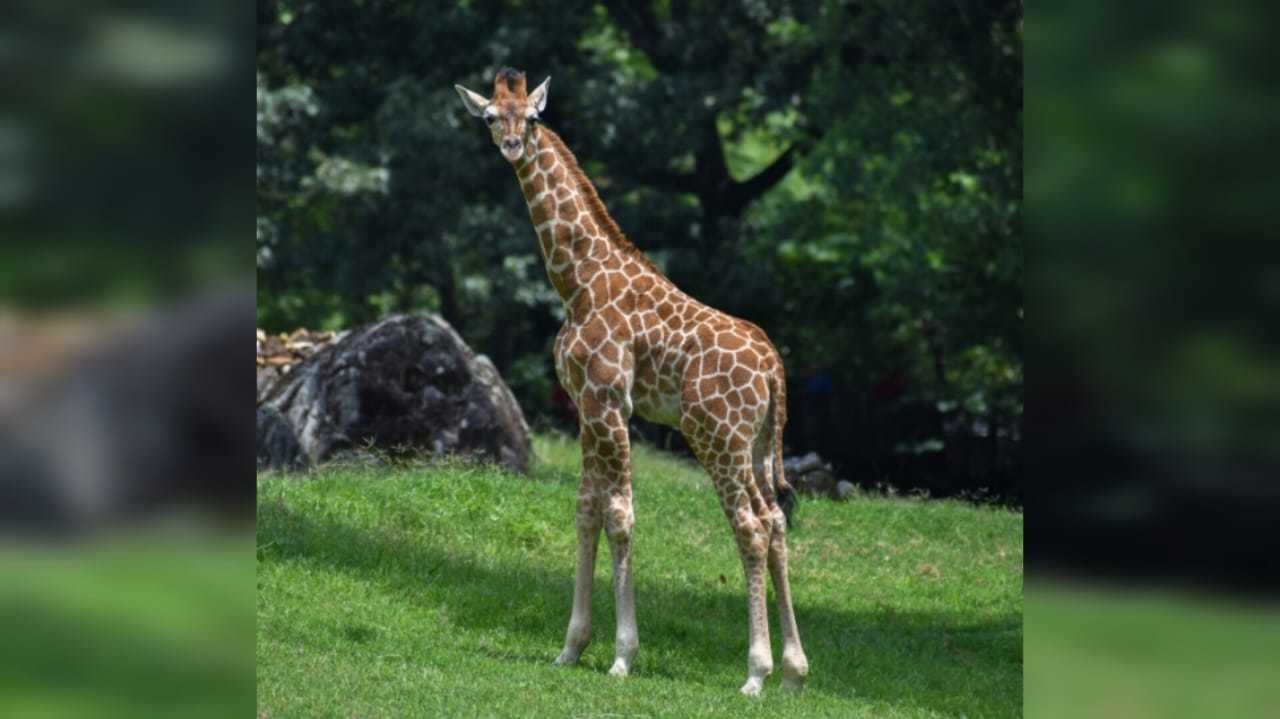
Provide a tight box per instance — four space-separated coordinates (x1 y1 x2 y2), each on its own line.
536 127 662 275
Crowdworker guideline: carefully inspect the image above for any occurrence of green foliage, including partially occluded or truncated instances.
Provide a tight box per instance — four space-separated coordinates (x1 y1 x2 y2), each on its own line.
507 351 555 420
257 435 1024 717
1028 1 1278 463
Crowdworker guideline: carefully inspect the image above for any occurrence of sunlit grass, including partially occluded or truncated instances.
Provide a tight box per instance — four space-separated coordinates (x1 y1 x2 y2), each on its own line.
257 433 1023 718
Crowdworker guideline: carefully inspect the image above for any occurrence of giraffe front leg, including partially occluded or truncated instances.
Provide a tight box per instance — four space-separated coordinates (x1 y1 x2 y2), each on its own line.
605 485 638 677
583 399 638 677
571 381 637 677
555 493 601 666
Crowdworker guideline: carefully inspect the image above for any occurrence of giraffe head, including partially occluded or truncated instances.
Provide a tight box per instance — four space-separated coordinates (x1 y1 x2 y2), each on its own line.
455 67 550 163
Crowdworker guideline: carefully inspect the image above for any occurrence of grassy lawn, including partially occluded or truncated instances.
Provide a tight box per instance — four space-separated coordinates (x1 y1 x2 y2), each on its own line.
0 532 255 718
257 433 1023 718
1025 582 1280 719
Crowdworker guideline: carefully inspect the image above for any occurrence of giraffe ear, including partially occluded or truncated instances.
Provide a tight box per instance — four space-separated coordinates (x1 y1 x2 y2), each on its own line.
528 76 550 115
454 84 489 117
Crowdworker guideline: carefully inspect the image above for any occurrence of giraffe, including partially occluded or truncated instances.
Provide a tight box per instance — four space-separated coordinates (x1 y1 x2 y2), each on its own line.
455 68 809 696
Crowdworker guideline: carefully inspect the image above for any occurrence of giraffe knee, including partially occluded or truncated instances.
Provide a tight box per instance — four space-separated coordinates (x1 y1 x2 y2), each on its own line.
576 510 602 535
769 506 787 534
577 498 600 520
604 504 634 544
730 509 770 562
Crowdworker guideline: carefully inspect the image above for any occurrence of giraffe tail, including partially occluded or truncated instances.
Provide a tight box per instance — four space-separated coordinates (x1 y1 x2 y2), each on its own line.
769 370 797 528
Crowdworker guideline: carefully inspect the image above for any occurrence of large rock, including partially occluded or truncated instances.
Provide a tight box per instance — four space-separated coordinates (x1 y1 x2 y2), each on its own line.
784 451 850 500
256 406 303 471
257 314 531 473
1 288 255 534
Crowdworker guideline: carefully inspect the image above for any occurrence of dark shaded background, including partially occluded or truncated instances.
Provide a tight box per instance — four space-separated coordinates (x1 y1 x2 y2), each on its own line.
2 0 254 529
1026 0 1280 593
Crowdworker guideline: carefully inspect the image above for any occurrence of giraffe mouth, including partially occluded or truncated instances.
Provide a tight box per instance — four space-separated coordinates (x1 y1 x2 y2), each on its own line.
501 143 524 162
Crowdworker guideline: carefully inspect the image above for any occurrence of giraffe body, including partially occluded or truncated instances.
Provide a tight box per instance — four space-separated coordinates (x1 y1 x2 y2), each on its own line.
456 69 808 695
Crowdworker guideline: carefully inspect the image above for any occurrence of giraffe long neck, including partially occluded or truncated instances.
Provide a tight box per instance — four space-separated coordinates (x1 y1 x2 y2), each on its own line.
514 126 656 311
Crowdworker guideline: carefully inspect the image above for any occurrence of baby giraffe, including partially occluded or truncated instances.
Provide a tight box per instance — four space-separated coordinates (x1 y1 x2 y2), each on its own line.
455 68 808 695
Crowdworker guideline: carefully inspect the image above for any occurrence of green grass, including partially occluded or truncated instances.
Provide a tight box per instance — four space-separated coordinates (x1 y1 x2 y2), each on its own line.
1026 581 1280 718
257 433 1023 718
0 532 255 718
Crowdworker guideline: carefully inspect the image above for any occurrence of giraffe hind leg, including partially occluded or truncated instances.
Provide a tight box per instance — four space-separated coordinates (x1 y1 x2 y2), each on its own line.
765 492 808 691
755 404 808 690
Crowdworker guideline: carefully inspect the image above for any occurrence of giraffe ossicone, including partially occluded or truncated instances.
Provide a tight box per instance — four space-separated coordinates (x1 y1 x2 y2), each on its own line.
455 67 809 695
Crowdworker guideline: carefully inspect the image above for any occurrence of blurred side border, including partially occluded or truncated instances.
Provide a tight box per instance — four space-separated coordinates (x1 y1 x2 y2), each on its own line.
1027 0 1280 716
1 2 255 717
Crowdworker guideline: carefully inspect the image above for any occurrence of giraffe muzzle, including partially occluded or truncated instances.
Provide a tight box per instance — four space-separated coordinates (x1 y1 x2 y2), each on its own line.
501 138 523 159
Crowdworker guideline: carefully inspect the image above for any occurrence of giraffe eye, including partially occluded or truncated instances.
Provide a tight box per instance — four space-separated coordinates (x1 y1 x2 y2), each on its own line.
486 115 499 126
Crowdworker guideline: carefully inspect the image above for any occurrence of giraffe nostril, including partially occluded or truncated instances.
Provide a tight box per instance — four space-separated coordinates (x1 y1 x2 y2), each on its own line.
503 139 521 150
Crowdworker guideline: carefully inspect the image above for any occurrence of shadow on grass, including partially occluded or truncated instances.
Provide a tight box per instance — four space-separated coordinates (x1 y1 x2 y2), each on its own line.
1 601 254 718
258 499 1021 716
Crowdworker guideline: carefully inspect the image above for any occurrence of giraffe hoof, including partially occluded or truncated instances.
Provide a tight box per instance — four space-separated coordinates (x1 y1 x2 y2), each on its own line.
781 652 808 691
739 677 764 696
607 658 630 677
781 675 806 692
553 650 579 666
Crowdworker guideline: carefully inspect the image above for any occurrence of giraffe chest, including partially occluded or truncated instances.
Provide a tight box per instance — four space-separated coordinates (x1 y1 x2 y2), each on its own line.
629 344 685 428
553 312 687 429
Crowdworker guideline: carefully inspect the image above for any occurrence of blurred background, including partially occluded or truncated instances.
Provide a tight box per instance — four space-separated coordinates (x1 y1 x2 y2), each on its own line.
1028 0 1280 590
256 0 1024 504
1026 0 1280 716
1 1 254 716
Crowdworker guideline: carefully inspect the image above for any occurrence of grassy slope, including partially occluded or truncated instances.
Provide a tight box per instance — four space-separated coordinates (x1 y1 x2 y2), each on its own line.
1026 582 1280 719
257 434 1022 718
1 534 255 718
